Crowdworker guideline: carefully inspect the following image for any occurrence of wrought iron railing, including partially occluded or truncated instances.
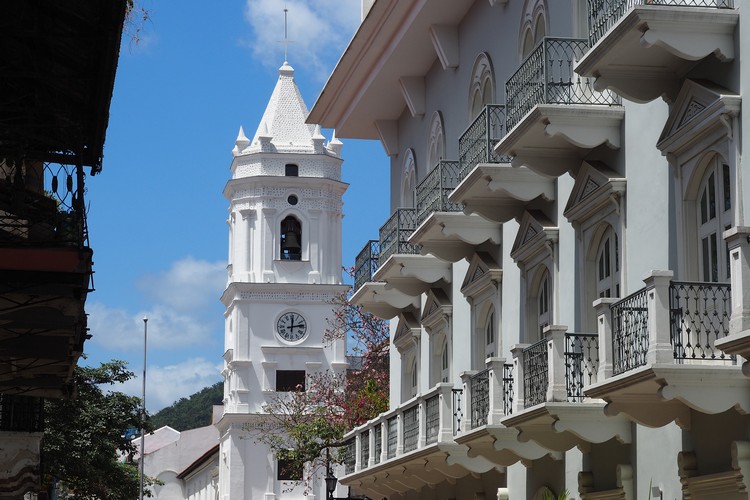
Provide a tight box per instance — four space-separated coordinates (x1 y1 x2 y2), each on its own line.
503 363 514 415
670 281 733 363
343 438 356 474
523 339 549 408
373 424 382 464
402 405 419 452
386 416 398 459
565 333 599 402
0 394 43 432
354 240 380 291
415 161 462 225
458 105 511 181
506 37 620 131
0 159 88 248
360 430 370 469
452 388 463 435
588 0 735 46
470 369 490 429
379 208 419 263
425 393 440 445
611 286 651 375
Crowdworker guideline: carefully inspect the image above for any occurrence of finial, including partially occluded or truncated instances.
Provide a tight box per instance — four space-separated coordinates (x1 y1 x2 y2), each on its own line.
235 126 250 153
280 5 295 64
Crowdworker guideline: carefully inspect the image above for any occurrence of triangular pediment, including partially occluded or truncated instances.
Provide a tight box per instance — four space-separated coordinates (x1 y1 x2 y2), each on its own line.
563 160 626 224
393 309 421 353
510 210 558 265
461 252 502 299
421 288 452 332
657 79 741 159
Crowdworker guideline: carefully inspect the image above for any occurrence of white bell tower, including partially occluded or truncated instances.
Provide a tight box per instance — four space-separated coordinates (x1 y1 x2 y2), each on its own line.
216 60 348 500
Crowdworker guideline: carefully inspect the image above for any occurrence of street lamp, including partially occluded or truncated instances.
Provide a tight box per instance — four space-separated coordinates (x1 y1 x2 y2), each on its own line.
139 316 148 500
325 447 337 500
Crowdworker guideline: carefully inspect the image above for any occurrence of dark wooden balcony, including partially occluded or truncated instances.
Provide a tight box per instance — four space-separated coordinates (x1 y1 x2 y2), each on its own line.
577 0 738 103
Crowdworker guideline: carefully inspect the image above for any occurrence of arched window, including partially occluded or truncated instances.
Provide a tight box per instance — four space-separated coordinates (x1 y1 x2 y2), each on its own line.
440 338 450 383
596 227 620 298
427 112 445 170
401 149 417 208
410 357 418 397
535 268 551 339
697 156 732 282
280 216 302 261
485 308 496 359
469 53 495 120
520 0 547 58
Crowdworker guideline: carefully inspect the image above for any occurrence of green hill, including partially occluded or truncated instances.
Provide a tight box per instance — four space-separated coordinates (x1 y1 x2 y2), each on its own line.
150 382 223 431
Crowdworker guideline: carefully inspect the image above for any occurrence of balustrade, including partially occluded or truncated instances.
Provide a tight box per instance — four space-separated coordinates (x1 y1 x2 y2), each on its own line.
458 105 510 181
523 339 548 408
670 281 733 362
505 37 619 131
415 160 462 225
588 0 734 46
0 394 43 432
565 333 600 402
469 369 490 428
452 388 463 435
379 208 419 263
360 430 369 470
354 240 380 291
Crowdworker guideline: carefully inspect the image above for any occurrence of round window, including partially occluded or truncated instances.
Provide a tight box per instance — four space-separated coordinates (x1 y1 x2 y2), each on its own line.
287 195 298 206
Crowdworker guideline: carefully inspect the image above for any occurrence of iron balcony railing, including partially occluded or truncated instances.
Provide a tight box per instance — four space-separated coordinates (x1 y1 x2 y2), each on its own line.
415 160 462 226
523 339 548 408
379 208 419 263
0 394 44 432
402 404 419 452
354 240 380 291
505 37 620 131
588 0 735 46
469 369 489 429
503 363 514 415
611 280 733 375
611 286 651 375
458 104 511 182
360 429 369 470
670 281 733 363
565 333 600 402
337 384 459 476
425 393 440 445
452 388 463 435
0 159 88 248
343 438 356 474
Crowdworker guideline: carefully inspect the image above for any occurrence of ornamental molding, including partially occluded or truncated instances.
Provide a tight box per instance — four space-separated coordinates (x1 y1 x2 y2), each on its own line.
421 288 452 333
563 160 626 225
394 310 421 353
461 251 502 299
510 210 558 265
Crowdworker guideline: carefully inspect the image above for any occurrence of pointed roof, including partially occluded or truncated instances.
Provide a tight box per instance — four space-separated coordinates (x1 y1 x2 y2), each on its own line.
251 61 315 151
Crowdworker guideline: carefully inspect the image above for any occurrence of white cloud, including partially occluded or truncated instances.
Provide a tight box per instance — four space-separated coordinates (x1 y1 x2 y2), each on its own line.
137 257 226 313
243 0 360 81
118 357 223 412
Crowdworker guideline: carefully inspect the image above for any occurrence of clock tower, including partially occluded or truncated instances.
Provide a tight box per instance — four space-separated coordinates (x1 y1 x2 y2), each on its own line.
216 60 348 500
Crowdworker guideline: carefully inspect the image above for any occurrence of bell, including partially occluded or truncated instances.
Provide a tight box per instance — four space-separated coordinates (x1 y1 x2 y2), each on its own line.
281 231 301 253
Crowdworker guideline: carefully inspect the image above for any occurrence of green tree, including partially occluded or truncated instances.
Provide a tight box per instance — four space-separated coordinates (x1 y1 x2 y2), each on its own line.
42 360 155 499
150 382 223 431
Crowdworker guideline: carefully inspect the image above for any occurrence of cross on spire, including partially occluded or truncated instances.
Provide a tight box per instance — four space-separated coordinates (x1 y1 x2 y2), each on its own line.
280 5 295 63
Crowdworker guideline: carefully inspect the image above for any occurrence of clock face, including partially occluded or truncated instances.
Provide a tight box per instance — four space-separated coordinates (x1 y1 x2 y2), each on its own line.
276 312 307 342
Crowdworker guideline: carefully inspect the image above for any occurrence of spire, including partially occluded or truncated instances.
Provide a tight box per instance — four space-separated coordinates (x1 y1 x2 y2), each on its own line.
234 126 250 152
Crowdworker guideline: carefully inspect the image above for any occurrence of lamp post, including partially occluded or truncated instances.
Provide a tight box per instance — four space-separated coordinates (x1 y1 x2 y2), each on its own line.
139 316 148 500
325 447 337 500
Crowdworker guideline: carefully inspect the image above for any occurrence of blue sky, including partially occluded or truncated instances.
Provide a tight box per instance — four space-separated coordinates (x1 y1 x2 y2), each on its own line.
84 0 389 412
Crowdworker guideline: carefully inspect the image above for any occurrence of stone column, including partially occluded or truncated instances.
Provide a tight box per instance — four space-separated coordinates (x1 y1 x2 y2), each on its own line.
594 298 618 381
545 325 568 402
644 270 674 365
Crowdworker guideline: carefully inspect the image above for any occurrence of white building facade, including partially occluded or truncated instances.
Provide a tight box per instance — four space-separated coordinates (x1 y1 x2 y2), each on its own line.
215 60 349 500
308 0 750 499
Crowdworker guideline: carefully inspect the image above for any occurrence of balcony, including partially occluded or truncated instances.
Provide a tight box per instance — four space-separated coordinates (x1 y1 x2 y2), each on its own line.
587 270 750 429
454 359 551 466
716 228 750 366
500 327 631 453
495 37 623 177
410 161 500 262
0 160 93 397
372 208 451 298
576 0 738 103
337 384 500 498
458 105 511 182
